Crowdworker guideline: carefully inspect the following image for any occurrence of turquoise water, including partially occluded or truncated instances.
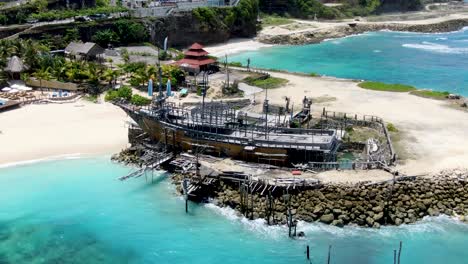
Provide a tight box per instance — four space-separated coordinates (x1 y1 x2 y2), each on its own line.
230 29 468 95
1 157 467 263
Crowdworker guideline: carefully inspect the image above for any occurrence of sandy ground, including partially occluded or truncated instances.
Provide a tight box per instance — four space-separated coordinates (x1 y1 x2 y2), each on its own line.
205 39 272 57
242 71 468 175
0 100 129 166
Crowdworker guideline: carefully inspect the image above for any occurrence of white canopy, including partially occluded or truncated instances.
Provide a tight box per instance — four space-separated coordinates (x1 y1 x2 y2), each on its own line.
1 87 12 92
10 84 32 91
8 89 19 93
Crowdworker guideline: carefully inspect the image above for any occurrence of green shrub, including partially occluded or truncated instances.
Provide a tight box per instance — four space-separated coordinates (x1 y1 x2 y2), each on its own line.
261 14 292 27
387 123 398 133
309 72 320 77
243 75 288 89
158 50 171 61
104 86 133 101
130 94 151 106
410 90 450 100
92 29 120 47
83 94 98 103
228 61 243 67
358 81 416 92
117 86 132 100
104 90 118 101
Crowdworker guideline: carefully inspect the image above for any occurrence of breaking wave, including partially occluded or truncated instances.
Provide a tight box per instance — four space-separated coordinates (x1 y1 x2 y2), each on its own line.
205 203 467 241
402 41 468 54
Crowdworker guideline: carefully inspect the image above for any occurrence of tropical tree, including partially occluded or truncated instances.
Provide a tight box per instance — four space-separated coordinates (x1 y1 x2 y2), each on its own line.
102 68 120 88
33 67 52 94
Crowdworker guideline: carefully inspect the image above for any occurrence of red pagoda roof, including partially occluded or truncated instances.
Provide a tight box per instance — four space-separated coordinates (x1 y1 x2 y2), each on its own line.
175 58 216 69
189 43 205 50
184 50 209 56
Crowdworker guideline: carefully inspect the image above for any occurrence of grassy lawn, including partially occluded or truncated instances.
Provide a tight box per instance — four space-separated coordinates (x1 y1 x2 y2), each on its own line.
358 81 416 92
243 75 288 89
410 90 450 100
260 15 293 27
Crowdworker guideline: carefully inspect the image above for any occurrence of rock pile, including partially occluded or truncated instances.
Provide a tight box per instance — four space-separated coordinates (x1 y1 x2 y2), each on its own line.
111 147 144 165
213 174 467 228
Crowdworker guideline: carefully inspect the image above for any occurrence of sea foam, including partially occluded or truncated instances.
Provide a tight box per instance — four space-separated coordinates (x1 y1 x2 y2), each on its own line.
204 203 467 241
402 41 468 54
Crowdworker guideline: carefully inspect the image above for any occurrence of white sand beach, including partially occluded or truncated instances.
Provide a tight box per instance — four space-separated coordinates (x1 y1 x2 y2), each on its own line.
205 38 272 57
0 100 129 166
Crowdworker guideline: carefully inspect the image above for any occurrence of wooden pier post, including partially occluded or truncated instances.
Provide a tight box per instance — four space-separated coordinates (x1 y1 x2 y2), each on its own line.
250 185 254 220
182 178 189 213
393 249 397 264
306 245 310 260
327 245 332 264
397 241 402 264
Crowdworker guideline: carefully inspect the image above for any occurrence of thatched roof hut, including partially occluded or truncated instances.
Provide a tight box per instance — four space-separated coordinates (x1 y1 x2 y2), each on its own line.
4 56 26 74
65 42 104 61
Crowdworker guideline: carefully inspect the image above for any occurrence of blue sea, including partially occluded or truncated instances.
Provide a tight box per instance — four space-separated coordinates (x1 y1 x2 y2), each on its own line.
0 157 467 263
230 28 468 95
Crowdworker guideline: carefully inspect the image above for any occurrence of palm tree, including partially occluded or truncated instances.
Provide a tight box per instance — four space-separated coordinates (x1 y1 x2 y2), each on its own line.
103 69 121 88
33 67 52 95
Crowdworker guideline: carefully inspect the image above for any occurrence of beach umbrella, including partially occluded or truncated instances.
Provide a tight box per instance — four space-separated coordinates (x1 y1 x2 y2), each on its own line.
8 89 19 93
1 87 12 92
166 78 172 97
148 79 153 97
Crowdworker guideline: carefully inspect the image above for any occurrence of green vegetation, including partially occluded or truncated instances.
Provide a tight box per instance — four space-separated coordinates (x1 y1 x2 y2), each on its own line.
386 123 398 133
29 6 127 22
130 94 151 106
309 72 320 77
410 90 450 100
120 62 185 89
92 29 120 47
358 81 416 92
192 0 258 33
258 0 423 20
105 86 133 101
260 14 292 27
114 20 149 45
158 50 171 61
83 94 99 103
227 61 243 67
243 75 288 89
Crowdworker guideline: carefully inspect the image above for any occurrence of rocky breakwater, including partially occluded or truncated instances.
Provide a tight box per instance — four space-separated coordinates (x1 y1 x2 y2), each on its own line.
258 19 468 45
211 171 467 228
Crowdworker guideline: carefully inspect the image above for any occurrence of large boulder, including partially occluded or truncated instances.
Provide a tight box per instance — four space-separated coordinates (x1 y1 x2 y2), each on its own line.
372 206 383 213
320 214 335 224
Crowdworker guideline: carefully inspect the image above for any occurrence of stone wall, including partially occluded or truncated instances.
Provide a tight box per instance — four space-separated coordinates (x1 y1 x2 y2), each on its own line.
210 171 468 228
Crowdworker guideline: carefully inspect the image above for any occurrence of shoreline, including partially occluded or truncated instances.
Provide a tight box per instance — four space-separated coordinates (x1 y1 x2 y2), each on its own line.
169 167 468 228
228 65 468 99
257 15 468 45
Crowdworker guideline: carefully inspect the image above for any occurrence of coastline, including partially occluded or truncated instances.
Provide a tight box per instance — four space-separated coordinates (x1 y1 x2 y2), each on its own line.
0 100 129 167
257 15 468 45
169 167 468 228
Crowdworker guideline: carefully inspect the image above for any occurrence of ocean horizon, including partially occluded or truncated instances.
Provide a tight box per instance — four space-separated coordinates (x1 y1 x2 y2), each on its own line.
230 28 468 95
1 157 467 263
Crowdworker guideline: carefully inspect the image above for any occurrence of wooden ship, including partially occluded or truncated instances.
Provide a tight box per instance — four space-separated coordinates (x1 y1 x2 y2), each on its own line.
116 90 340 167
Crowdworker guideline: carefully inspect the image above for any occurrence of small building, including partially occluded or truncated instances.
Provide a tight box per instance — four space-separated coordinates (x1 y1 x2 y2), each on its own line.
65 42 105 61
175 43 216 73
4 56 27 80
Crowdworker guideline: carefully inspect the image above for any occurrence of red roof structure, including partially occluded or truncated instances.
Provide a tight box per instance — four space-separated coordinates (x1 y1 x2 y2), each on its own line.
175 43 216 72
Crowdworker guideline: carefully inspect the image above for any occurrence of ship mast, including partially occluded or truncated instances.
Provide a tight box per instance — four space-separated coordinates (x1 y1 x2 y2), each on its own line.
264 86 269 139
